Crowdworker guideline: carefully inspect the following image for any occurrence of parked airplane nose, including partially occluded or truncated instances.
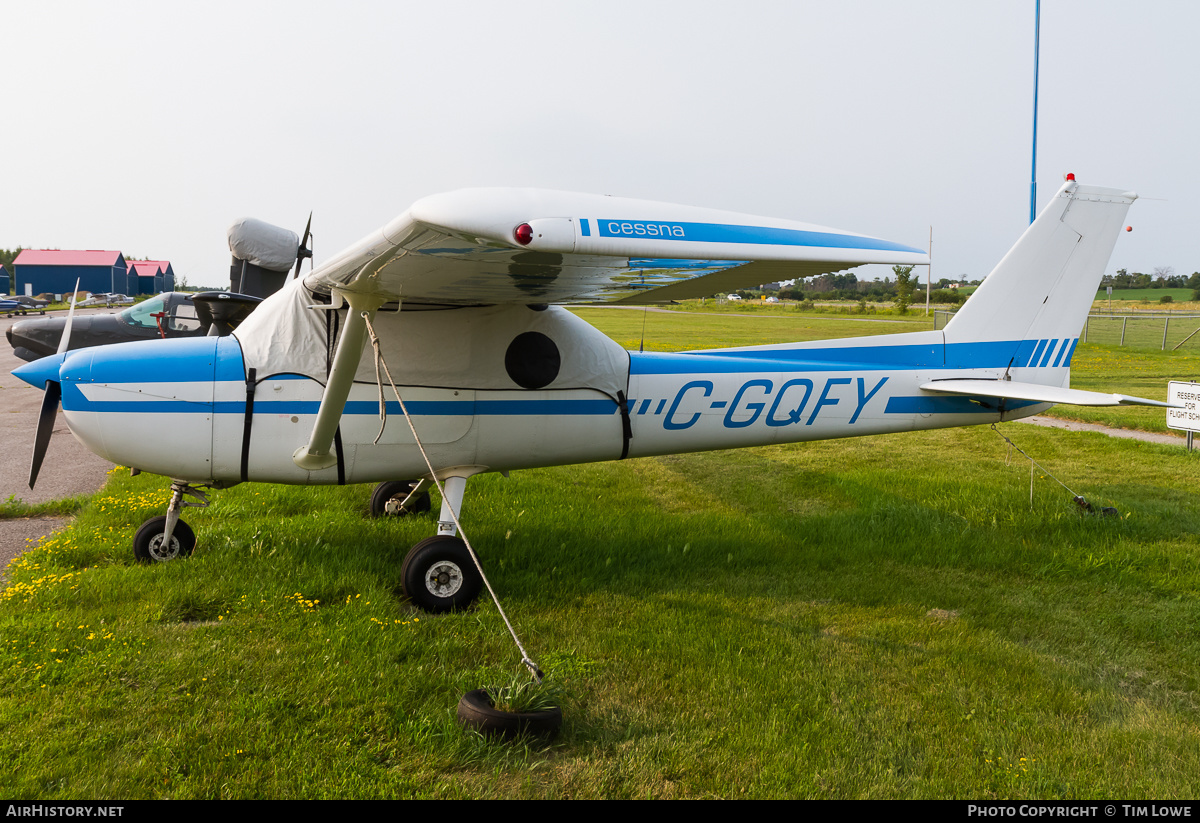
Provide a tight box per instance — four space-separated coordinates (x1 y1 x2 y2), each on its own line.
7 317 67 362
57 337 223 481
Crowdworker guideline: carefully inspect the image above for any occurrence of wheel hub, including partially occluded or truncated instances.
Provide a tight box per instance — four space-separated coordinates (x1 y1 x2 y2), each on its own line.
425 561 463 597
147 534 181 562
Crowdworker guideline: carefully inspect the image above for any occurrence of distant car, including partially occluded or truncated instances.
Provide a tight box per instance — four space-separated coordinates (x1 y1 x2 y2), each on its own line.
7 291 262 362
2 295 50 317
727 294 743 301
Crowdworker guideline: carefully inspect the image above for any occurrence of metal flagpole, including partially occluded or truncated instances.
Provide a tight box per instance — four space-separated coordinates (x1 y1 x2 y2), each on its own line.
1030 0 1041 224
925 226 932 315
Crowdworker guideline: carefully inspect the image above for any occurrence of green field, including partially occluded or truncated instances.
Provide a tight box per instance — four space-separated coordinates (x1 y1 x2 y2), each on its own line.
1094 288 1194 303
574 305 928 352
2 309 1199 799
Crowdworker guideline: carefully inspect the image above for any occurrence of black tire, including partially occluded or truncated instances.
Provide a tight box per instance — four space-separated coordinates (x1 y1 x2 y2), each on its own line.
133 516 196 563
401 536 482 613
369 480 432 518
456 689 562 740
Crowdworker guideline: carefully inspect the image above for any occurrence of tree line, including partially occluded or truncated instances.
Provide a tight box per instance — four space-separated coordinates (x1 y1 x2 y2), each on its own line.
768 266 968 309
1103 267 1200 291
1 247 22 276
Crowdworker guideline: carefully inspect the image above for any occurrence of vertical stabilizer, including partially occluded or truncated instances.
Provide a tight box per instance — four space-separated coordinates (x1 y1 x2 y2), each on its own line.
943 180 1135 367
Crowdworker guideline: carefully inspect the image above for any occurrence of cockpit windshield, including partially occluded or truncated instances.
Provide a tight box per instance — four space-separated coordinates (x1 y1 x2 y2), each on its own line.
118 295 170 329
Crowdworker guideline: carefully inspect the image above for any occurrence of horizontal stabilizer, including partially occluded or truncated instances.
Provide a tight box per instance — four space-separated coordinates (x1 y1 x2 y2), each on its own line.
920 379 1180 409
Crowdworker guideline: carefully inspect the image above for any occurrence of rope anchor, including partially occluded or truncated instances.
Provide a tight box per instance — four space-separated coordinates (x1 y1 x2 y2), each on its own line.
990 424 1120 518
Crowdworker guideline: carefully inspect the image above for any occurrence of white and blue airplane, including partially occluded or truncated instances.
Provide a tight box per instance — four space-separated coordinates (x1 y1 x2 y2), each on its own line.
14 176 1172 613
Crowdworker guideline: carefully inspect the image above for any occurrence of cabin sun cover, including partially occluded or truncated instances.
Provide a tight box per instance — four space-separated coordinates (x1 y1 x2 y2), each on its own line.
233 278 631 398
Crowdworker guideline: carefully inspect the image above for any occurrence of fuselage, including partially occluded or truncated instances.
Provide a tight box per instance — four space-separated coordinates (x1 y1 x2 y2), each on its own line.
45 307 1059 486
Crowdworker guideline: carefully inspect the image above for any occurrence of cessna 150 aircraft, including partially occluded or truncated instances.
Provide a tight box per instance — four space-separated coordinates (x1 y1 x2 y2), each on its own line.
14 177 1171 613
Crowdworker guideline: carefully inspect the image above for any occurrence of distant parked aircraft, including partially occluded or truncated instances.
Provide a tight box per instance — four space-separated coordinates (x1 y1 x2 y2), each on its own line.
6 291 262 362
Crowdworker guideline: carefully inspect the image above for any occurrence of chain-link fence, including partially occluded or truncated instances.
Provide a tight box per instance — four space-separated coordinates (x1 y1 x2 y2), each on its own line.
1082 312 1200 350
934 310 1200 351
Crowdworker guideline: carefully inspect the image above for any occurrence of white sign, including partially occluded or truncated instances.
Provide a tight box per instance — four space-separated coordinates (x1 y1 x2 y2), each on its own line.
1167 381 1200 432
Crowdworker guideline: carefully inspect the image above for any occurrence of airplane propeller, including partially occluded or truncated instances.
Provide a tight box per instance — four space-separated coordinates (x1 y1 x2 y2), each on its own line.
193 292 264 336
291 212 313 280
28 279 80 488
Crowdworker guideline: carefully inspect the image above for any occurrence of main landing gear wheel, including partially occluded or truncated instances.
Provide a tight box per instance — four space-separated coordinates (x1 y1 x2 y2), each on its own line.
133 516 196 563
369 480 432 518
401 535 483 614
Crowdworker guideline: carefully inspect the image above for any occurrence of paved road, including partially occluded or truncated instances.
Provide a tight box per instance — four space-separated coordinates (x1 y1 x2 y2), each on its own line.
1018 414 1186 446
0 310 117 569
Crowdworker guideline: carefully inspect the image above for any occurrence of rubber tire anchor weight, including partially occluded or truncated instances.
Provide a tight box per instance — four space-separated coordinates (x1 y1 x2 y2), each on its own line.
456 689 563 740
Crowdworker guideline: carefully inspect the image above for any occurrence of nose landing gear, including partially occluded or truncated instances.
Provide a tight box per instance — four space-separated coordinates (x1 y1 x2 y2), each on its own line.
132 481 210 563
133 516 197 562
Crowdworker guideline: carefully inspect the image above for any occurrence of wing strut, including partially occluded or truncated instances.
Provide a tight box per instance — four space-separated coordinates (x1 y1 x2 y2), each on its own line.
292 289 386 471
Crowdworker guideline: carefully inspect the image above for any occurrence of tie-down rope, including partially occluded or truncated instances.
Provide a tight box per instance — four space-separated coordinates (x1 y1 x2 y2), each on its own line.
990 423 1118 516
362 311 543 681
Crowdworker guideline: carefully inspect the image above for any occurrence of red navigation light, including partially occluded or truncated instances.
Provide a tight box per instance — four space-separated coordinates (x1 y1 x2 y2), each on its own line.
1066 173 1076 181
1126 226 1133 232
514 223 533 245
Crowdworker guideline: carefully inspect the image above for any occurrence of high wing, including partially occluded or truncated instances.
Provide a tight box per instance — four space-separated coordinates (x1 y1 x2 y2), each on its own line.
305 188 929 305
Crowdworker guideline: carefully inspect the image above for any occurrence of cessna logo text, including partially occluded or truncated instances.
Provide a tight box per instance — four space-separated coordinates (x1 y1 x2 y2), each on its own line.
600 221 686 238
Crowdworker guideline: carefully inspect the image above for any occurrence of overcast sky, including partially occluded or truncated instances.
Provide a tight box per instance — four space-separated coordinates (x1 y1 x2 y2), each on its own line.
4 0 1197 288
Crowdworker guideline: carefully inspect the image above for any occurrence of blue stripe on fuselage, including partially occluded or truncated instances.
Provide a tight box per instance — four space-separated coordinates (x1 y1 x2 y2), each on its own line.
60 390 618 417
629 338 1077 375
884 396 1041 414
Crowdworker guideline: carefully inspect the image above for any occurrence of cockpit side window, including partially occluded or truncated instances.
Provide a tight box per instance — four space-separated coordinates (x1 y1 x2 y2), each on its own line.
170 302 202 332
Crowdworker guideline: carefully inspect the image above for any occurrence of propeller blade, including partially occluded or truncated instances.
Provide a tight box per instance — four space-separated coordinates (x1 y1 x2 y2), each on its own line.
57 277 81 355
291 212 313 280
29 379 62 489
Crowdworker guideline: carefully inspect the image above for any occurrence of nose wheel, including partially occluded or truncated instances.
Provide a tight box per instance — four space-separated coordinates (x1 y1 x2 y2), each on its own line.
133 516 196 562
132 481 210 563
